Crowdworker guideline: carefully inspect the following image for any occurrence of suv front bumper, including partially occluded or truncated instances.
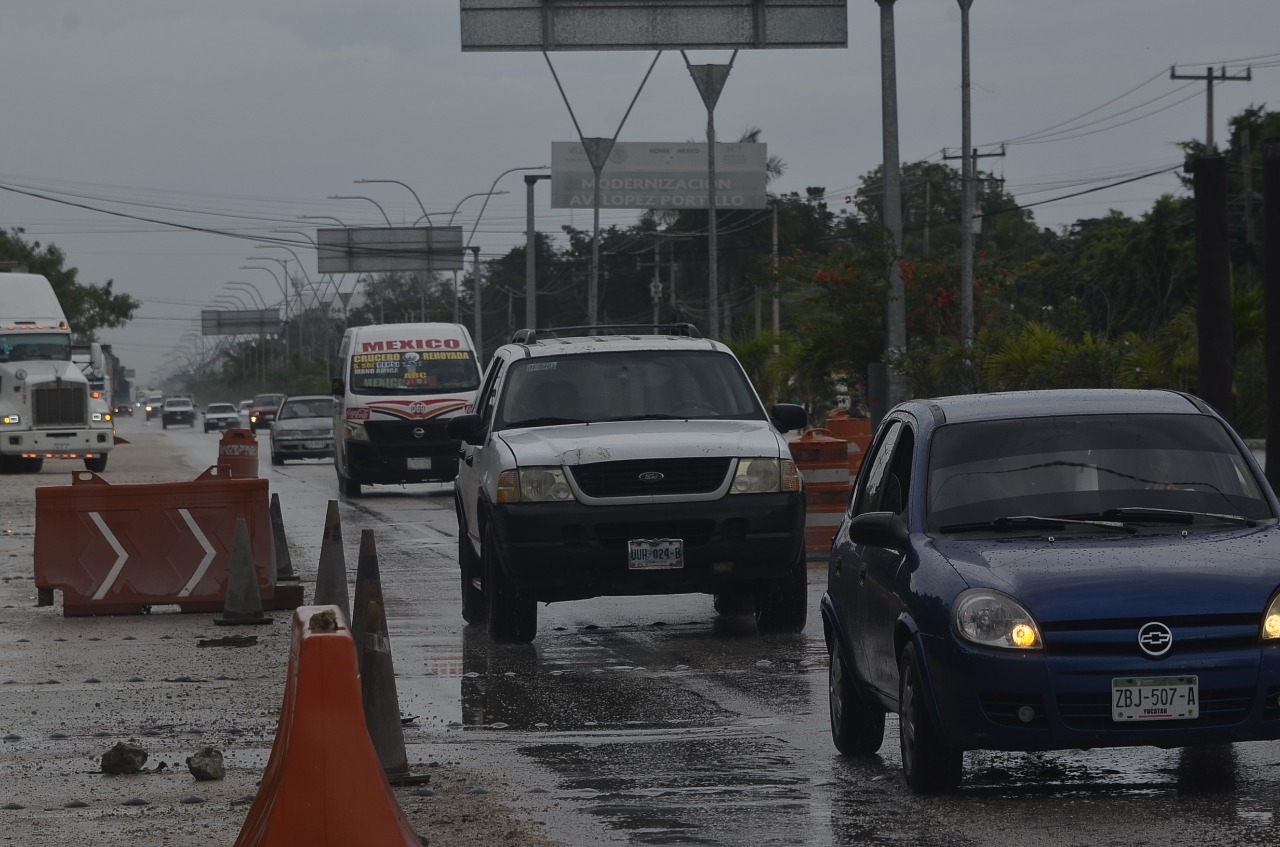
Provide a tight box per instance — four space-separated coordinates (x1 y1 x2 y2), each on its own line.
487 492 805 602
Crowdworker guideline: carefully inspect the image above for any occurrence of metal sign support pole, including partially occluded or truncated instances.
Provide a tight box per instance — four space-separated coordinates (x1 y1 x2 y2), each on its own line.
685 53 735 339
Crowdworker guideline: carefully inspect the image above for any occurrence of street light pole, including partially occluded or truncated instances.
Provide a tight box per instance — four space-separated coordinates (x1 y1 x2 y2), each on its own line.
525 174 551 329
355 179 429 223
327 195 393 227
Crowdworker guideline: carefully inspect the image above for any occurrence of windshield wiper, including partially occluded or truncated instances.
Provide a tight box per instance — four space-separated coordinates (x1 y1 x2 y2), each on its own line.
1086 507 1259 528
940 515 1135 534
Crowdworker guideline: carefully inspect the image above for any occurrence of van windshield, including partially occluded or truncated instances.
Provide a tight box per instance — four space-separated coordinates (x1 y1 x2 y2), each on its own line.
0 333 71 363
348 349 480 395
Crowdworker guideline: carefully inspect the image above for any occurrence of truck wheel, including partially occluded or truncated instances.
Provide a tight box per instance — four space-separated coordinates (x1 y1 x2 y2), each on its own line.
483 524 536 643
271 451 284 466
754 547 808 634
162 420 169 429
23 457 45 473
340 472 362 497
83 455 106 473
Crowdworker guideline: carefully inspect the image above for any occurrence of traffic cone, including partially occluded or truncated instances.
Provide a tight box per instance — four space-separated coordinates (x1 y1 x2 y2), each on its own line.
312 500 350 622
215 516 272 626
352 529 409 778
270 492 298 581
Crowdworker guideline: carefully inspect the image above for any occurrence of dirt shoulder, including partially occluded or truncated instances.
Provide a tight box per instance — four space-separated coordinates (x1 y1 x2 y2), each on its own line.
0 428 563 846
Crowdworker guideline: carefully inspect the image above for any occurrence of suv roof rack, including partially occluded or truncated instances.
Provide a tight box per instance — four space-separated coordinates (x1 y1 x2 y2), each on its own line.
510 323 702 345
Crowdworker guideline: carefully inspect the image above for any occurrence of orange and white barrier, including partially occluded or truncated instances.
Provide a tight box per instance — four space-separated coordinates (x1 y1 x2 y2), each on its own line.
34 466 280 616
233 605 422 847
788 428 851 555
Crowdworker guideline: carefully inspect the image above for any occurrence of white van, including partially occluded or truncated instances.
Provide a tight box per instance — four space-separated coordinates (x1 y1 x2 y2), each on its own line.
331 323 481 496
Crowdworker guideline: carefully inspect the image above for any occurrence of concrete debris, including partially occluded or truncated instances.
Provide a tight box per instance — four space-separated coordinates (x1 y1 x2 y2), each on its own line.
186 747 226 781
100 742 147 775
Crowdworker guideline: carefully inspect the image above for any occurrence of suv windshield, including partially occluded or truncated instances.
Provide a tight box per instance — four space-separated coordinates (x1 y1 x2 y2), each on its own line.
496 349 763 429
926 413 1273 533
348 349 479 395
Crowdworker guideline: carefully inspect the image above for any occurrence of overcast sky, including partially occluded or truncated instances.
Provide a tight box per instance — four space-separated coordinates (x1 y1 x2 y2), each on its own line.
0 1 1275 388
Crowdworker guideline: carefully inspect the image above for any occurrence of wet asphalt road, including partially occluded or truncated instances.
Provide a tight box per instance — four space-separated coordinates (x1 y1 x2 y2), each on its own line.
9 415 1280 845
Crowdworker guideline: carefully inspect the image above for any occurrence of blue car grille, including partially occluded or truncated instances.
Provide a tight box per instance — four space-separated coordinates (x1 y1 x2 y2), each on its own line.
1056 687 1254 730
1041 614 1259 657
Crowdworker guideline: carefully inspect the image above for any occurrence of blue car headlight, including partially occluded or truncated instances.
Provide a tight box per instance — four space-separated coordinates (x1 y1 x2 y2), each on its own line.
1262 590 1280 641
953 588 1043 650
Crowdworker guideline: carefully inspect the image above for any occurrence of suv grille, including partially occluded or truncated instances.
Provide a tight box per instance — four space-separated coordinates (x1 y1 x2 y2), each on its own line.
570 458 732 498
33 384 87 426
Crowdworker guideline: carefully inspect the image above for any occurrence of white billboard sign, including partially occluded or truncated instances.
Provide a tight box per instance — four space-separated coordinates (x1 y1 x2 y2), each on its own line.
551 141 769 210
315 226 465 275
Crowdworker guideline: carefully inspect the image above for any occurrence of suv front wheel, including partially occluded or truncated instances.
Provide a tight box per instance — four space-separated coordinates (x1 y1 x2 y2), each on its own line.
754 547 808 634
483 523 537 643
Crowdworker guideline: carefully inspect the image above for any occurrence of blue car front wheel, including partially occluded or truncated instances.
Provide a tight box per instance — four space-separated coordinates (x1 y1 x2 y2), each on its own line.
898 641 963 793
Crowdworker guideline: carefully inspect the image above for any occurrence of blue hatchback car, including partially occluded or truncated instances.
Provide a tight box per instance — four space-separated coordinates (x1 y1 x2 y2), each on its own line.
821 389 1280 792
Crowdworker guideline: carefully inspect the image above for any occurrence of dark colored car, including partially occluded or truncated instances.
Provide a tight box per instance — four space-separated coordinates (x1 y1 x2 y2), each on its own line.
822 389 1280 793
161 397 196 429
248 393 286 433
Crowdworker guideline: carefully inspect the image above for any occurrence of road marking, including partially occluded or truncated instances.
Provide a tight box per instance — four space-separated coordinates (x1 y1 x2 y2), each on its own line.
177 509 217 598
89 512 129 601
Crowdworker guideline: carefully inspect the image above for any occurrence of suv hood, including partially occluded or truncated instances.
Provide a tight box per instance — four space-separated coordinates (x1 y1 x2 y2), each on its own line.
933 529 1280 621
498 419 788 466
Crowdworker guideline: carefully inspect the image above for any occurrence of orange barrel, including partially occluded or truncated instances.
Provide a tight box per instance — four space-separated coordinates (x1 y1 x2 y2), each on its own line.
824 409 874 481
218 428 260 478
788 428 851 555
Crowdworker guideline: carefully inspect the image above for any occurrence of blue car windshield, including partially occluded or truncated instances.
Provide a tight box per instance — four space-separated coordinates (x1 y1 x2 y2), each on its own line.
926 414 1273 532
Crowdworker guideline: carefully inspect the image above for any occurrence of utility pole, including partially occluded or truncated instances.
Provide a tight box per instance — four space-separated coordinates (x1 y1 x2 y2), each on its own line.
471 246 483 365
1263 140 1280 490
524 174 551 329
1243 128 1258 287
944 144 1005 345
1170 66 1251 152
1188 153 1235 423
772 199 780 349
876 0 907 411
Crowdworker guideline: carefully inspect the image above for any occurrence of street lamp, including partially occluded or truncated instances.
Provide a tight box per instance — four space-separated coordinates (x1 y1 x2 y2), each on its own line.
299 215 350 227
524 174 552 329
355 179 429 224
226 282 268 309
241 263 290 359
327 195 393 227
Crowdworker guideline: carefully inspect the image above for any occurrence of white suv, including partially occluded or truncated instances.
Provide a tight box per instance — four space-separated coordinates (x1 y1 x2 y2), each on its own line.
448 325 809 643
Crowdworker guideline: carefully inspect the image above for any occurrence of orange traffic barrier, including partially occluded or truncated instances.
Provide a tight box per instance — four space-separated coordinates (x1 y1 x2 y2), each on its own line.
789 428 851 555
824 409 873 481
34 466 282 616
218 428 259 478
233 605 423 847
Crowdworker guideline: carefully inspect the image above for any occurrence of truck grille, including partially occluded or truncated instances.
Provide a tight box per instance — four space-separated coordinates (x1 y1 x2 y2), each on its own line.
570 458 732 497
33 385 87 426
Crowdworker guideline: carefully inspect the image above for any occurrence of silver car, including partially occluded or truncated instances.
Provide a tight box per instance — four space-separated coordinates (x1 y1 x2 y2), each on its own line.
269 395 335 465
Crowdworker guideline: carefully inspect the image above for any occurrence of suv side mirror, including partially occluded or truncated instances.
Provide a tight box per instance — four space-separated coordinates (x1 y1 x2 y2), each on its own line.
770 403 807 433
846 511 909 551
330 377 344 397
447 413 485 446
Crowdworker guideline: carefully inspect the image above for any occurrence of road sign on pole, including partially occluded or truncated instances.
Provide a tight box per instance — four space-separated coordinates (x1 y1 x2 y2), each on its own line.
315 227 465 275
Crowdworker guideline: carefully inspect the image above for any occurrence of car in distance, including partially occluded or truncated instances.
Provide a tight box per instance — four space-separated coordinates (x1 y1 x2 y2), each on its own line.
270 395 335 465
161 397 196 429
203 402 242 433
238 399 253 418
821 389 1280 793
144 392 164 421
449 324 809 644
248 392 286 433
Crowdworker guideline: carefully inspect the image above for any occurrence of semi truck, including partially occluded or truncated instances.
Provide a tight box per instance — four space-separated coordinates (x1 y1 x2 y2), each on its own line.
0 270 115 473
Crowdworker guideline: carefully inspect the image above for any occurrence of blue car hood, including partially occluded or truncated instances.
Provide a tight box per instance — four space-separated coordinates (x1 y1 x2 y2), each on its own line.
932 528 1280 622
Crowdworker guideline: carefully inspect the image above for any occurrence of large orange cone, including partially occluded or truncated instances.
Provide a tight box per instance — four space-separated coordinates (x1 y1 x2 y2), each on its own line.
312 500 350 622
351 529 409 777
232 606 423 846
270 493 298 582
215 516 272 626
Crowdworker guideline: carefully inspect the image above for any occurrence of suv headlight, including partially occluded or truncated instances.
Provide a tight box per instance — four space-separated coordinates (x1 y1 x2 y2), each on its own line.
343 421 370 442
496 467 575 503
730 458 799 494
953 588 1042 650
1261 590 1280 641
